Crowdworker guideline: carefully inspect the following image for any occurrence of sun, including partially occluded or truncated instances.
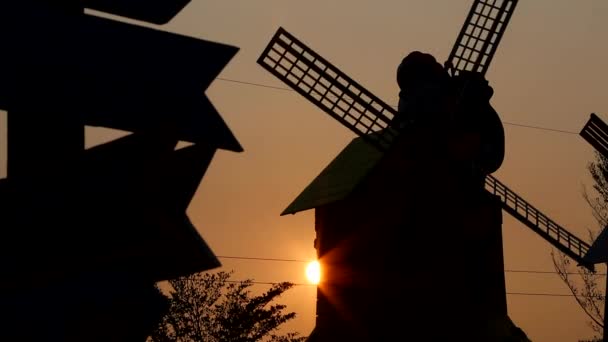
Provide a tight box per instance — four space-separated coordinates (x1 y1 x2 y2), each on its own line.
305 260 321 285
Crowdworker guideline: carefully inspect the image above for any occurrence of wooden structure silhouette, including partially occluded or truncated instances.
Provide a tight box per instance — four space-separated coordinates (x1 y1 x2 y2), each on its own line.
580 113 608 267
258 0 594 340
0 1 240 340
580 112 608 341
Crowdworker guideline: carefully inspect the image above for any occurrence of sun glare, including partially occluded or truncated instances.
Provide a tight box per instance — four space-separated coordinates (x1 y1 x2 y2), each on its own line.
305 260 321 285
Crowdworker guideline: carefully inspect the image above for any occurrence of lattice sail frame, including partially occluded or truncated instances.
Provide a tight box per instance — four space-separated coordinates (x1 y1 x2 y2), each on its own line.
447 0 519 76
257 27 398 151
580 113 608 158
485 175 591 268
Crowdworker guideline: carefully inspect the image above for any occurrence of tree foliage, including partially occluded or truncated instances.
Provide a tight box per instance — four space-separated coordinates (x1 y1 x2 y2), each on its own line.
552 152 607 341
148 271 307 342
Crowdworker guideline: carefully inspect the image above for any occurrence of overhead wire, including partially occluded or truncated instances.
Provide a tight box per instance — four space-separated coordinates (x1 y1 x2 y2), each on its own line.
216 255 606 276
217 255 308 263
224 280 577 297
223 273 584 297
216 77 293 91
214 77 581 135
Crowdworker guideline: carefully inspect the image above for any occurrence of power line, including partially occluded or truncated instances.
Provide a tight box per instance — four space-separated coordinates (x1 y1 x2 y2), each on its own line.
218 257 587 297
226 280 575 297
216 255 605 276
214 77 581 135
216 77 292 91
505 269 606 276
502 121 578 135
217 255 308 263
227 280 315 287
506 292 574 297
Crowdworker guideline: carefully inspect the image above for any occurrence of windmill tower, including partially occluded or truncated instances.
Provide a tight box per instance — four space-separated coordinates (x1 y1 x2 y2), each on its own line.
258 0 594 341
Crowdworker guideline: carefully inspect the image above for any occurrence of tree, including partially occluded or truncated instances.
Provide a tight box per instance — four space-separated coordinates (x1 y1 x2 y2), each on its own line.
552 152 608 342
148 271 307 342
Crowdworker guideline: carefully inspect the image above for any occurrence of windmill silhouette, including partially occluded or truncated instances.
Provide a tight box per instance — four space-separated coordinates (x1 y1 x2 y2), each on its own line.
580 116 608 260
258 0 593 340
580 112 608 340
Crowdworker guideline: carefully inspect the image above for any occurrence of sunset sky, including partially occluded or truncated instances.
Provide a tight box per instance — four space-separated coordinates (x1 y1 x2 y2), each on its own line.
1 0 608 341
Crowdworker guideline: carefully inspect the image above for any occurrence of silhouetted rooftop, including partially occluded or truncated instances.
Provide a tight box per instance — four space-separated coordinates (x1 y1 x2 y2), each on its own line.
281 136 383 215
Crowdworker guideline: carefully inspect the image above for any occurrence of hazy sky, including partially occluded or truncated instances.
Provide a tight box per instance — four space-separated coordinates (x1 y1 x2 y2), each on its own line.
2 1 608 341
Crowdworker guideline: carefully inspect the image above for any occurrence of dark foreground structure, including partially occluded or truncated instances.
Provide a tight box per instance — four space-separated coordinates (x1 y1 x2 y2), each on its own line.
0 1 240 340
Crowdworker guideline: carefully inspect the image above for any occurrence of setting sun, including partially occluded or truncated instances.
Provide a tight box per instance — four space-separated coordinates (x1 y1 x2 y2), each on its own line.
305 260 321 285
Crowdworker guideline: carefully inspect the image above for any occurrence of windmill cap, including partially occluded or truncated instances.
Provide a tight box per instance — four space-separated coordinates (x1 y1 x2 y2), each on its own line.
396 51 446 90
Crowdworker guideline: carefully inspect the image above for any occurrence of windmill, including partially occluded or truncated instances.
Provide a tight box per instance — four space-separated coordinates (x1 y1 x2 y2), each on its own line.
580 114 608 264
257 0 594 340
580 112 608 340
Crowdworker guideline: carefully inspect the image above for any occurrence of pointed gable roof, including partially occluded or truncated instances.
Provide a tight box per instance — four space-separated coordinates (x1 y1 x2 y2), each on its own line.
281 136 384 215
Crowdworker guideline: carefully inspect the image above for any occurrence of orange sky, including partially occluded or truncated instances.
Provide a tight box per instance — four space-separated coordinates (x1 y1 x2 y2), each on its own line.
2 1 608 341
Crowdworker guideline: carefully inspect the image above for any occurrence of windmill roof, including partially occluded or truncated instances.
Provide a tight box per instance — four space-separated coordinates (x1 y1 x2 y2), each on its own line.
281 136 384 215
583 225 608 264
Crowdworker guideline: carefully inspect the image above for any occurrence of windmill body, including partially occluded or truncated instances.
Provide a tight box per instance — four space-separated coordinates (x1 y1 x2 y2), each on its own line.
283 126 509 340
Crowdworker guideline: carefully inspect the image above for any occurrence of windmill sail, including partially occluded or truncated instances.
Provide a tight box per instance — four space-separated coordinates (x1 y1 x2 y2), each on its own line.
257 26 593 270
579 113 608 266
257 27 398 151
580 113 608 158
485 175 592 269
446 0 519 76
